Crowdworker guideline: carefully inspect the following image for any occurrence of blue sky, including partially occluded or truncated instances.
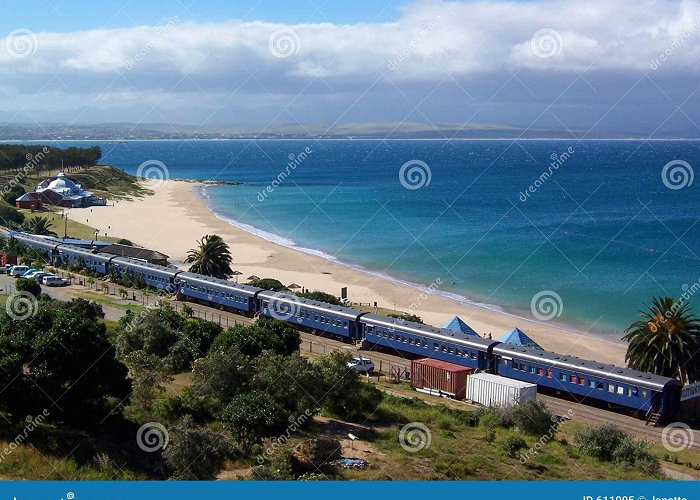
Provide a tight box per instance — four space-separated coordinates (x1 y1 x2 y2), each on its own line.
1 0 699 137
0 0 409 32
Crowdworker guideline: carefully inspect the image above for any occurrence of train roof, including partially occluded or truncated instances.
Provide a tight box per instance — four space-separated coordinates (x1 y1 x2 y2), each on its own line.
11 232 62 251
176 271 263 296
362 313 498 349
257 290 366 320
57 243 116 261
492 343 681 390
111 256 180 275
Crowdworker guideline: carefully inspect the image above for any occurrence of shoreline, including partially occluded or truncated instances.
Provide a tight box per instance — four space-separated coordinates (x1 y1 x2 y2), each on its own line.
65 179 629 365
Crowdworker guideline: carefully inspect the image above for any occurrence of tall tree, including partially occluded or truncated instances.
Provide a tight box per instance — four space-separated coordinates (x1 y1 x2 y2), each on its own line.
185 234 233 279
622 296 700 383
25 216 58 236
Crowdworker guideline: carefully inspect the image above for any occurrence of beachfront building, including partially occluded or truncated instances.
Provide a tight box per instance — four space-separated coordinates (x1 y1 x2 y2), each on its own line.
33 172 106 208
100 243 169 266
15 193 42 210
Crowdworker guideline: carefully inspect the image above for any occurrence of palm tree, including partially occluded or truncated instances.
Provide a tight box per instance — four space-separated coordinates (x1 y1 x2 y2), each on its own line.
25 216 57 237
186 234 233 279
623 296 700 383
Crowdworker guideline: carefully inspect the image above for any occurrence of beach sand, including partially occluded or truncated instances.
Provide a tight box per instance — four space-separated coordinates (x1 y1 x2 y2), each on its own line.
66 180 628 365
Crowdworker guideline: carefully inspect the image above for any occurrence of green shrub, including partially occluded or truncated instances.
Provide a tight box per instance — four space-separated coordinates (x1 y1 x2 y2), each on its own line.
483 428 496 443
220 392 288 448
502 435 527 458
512 400 555 436
612 436 660 474
574 423 627 461
15 277 41 298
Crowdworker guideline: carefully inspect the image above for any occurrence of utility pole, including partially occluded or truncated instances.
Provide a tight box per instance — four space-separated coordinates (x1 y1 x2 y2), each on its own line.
64 214 68 239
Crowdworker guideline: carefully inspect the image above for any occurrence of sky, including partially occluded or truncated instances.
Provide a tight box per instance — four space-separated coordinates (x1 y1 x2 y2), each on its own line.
1 0 700 137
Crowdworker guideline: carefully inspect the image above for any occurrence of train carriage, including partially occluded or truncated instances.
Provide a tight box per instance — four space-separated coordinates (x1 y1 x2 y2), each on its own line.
361 314 497 371
493 343 682 416
176 272 261 315
10 232 62 263
110 256 179 292
57 244 113 274
257 290 366 339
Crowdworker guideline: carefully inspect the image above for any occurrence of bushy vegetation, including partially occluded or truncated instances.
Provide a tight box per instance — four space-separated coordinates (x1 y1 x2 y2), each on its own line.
15 277 41 298
0 204 25 226
248 277 287 291
0 144 101 172
387 312 424 324
209 317 300 357
512 400 556 436
296 290 342 305
2 184 25 204
574 423 659 474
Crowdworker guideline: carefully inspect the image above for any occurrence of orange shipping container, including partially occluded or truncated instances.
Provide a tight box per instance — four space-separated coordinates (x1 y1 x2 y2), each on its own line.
411 358 472 399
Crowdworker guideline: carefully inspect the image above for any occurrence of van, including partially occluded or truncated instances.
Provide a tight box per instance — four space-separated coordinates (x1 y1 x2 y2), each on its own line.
9 266 29 277
44 277 68 287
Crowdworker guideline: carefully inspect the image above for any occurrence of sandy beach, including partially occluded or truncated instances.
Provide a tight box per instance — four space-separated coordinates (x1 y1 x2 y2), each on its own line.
65 180 628 365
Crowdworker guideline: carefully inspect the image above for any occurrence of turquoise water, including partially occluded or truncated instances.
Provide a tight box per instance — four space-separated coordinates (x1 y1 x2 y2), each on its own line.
47 139 700 336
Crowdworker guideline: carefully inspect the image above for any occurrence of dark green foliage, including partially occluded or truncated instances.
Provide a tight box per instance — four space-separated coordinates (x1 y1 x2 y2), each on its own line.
191 349 252 415
296 291 342 305
0 205 25 226
315 351 383 420
221 392 288 447
248 278 287 291
210 318 300 357
185 234 233 279
251 453 295 480
2 185 25 204
24 216 57 236
162 415 233 479
15 277 41 298
49 298 104 319
388 312 424 324
502 436 527 458
0 144 101 172
116 238 133 246
512 400 555 436
0 300 129 426
623 296 700 382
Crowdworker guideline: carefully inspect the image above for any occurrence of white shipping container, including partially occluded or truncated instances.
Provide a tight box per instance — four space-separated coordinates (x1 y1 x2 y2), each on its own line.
466 373 537 406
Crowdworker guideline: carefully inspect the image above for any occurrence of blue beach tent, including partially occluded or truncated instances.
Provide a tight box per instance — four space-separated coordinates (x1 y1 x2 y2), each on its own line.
442 316 480 337
498 327 543 350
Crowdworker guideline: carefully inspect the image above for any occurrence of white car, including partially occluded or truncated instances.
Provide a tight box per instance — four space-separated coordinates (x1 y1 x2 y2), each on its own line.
9 266 29 277
43 277 68 287
41 275 59 285
347 357 375 374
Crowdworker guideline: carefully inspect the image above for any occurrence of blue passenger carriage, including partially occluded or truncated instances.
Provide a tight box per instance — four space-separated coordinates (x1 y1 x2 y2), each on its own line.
361 314 496 371
110 257 179 292
176 272 261 315
257 290 366 339
493 343 682 416
57 244 113 274
10 232 62 263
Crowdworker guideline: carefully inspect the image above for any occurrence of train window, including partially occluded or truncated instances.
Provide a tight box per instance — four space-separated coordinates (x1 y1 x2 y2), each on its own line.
344 322 348 329
608 384 615 393
559 373 567 381
597 382 604 390
570 375 577 383
454 347 459 354
519 363 526 371
423 340 428 348
632 387 639 397
641 390 647 398
511 360 517 369
447 347 453 353
617 386 624 395
627 388 633 397
589 380 596 388
579 378 585 385
529 366 536 374
433 343 439 351
546 370 552 378
441 346 447 352
314 314 319 321
536 367 543 375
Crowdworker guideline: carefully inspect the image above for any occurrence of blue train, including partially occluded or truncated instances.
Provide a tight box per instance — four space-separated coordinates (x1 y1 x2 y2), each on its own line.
7 231 684 418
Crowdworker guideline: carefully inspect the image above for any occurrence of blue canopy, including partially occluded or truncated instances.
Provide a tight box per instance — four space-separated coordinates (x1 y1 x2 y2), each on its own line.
498 327 543 350
442 316 480 337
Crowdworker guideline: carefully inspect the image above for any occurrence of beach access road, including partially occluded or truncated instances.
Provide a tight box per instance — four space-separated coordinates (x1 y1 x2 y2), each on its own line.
2 274 699 454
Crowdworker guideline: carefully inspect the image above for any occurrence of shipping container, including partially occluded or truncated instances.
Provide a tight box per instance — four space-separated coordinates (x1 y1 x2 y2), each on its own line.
411 358 472 399
466 372 537 406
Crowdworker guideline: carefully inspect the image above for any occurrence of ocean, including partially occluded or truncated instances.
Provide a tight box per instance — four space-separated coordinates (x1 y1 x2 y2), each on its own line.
27 139 700 336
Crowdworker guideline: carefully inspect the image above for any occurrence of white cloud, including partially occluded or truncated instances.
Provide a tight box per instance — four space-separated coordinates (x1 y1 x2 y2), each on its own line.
1 0 700 131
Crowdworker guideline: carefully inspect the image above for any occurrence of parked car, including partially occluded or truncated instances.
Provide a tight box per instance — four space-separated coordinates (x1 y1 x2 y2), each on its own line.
9 266 30 277
347 357 375 374
43 277 68 287
31 272 52 283
41 275 59 285
0 264 12 274
21 270 43 279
